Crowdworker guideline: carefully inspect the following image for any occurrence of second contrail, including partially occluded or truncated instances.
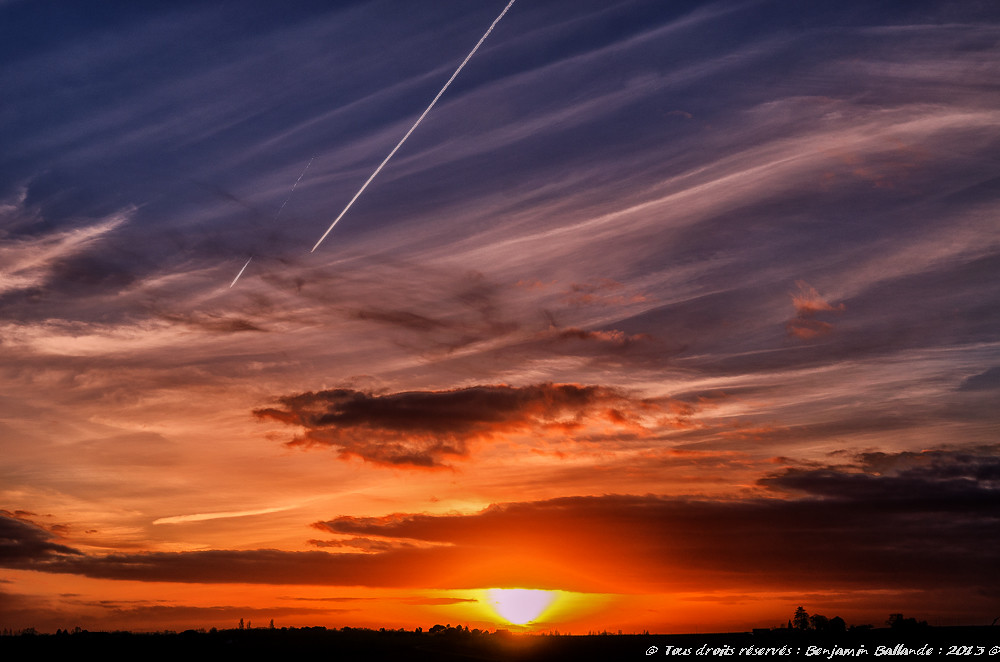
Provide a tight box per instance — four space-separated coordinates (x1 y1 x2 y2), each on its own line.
276 155 314 221
311 0 517 253
230 156 314 287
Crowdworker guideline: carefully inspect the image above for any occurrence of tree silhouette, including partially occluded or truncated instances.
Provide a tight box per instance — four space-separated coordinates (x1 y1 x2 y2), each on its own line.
809 614 829 631
793 606 810 630
887 614 927 630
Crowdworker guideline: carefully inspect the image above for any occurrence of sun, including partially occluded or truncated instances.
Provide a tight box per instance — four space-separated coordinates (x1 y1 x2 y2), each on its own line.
486 588 556 625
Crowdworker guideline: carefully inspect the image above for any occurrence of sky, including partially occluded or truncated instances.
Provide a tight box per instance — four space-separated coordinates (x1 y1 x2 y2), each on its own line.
1 0 998 635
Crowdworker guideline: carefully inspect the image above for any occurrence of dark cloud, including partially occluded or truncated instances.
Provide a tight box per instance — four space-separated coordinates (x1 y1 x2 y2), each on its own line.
258 265 525 358
398 597 477 606
314 447 1000 593
760 463 1000 514
5 547 463 589
157 311 267 334
854 447 1000 484
307 537 415 553
78 602 336 620
254 383 661 468
281 596 374 602
958 367 1000 391
0 512 83 562
353 309 450 333
350 303 514 355
0 587 335 633
544 324 660 358
1 448 996 607
46 252 140 296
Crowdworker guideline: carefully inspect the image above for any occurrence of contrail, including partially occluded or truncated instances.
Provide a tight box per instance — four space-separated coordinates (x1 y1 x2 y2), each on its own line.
230 256 253 288
230 156 314 287
311 0 518 253
276 155 314 220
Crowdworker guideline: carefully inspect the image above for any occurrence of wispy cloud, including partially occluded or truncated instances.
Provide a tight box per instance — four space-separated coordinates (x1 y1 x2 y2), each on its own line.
153 506 296 525
0 206 130 296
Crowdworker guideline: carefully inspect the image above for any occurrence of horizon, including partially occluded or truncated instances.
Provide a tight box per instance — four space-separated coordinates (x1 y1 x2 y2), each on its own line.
2 0 998 636
0 611 981 635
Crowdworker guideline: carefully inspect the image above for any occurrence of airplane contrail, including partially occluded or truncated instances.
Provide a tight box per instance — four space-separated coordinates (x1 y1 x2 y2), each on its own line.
311 0 518 253
230 156 315 287
230 256 253 288
276 155 314 220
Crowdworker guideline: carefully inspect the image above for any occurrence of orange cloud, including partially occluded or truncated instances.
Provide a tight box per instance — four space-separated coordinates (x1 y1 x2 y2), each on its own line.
785 318 834 339
823 138 929 189
790 281 844 316
552 327 652 348
561 279 647 307
786 281 844 339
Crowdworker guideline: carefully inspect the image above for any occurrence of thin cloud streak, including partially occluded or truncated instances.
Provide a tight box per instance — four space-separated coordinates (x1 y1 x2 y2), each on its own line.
152 506 296 525
0 211 130 295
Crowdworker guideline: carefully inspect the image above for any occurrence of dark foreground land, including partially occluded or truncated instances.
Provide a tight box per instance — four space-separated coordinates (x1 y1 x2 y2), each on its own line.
2 625 998 660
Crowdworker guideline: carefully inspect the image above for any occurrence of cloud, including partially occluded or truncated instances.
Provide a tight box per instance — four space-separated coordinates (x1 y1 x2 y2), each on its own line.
0 512 83 562
0 207 130 297
155 311 267 334
5 548 451 588
2 447 996 607
353 309 451 333
153 506 296 525
310 447 999 593
254 383 662 468
958 366 1000 391
307 538 409 553
760 447 1000 510
790 280 844 317
560 279 647 308
548 327 655 353
785 280 844 339
0 586 335 633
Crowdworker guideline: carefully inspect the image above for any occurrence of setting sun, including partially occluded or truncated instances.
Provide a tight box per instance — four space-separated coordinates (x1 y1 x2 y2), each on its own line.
486 589 556 625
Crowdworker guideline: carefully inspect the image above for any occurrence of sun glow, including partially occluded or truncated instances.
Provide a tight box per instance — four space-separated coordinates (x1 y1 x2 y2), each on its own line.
486 588 556 625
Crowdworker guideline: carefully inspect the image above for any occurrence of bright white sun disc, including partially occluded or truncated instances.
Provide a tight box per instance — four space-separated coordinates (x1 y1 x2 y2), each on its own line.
486 588 556 625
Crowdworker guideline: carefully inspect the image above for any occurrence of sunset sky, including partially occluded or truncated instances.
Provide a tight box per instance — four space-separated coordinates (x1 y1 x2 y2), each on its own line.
2 0 998 635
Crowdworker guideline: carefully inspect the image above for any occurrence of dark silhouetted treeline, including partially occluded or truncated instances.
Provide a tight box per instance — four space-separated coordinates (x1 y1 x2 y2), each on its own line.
1 620 997 660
